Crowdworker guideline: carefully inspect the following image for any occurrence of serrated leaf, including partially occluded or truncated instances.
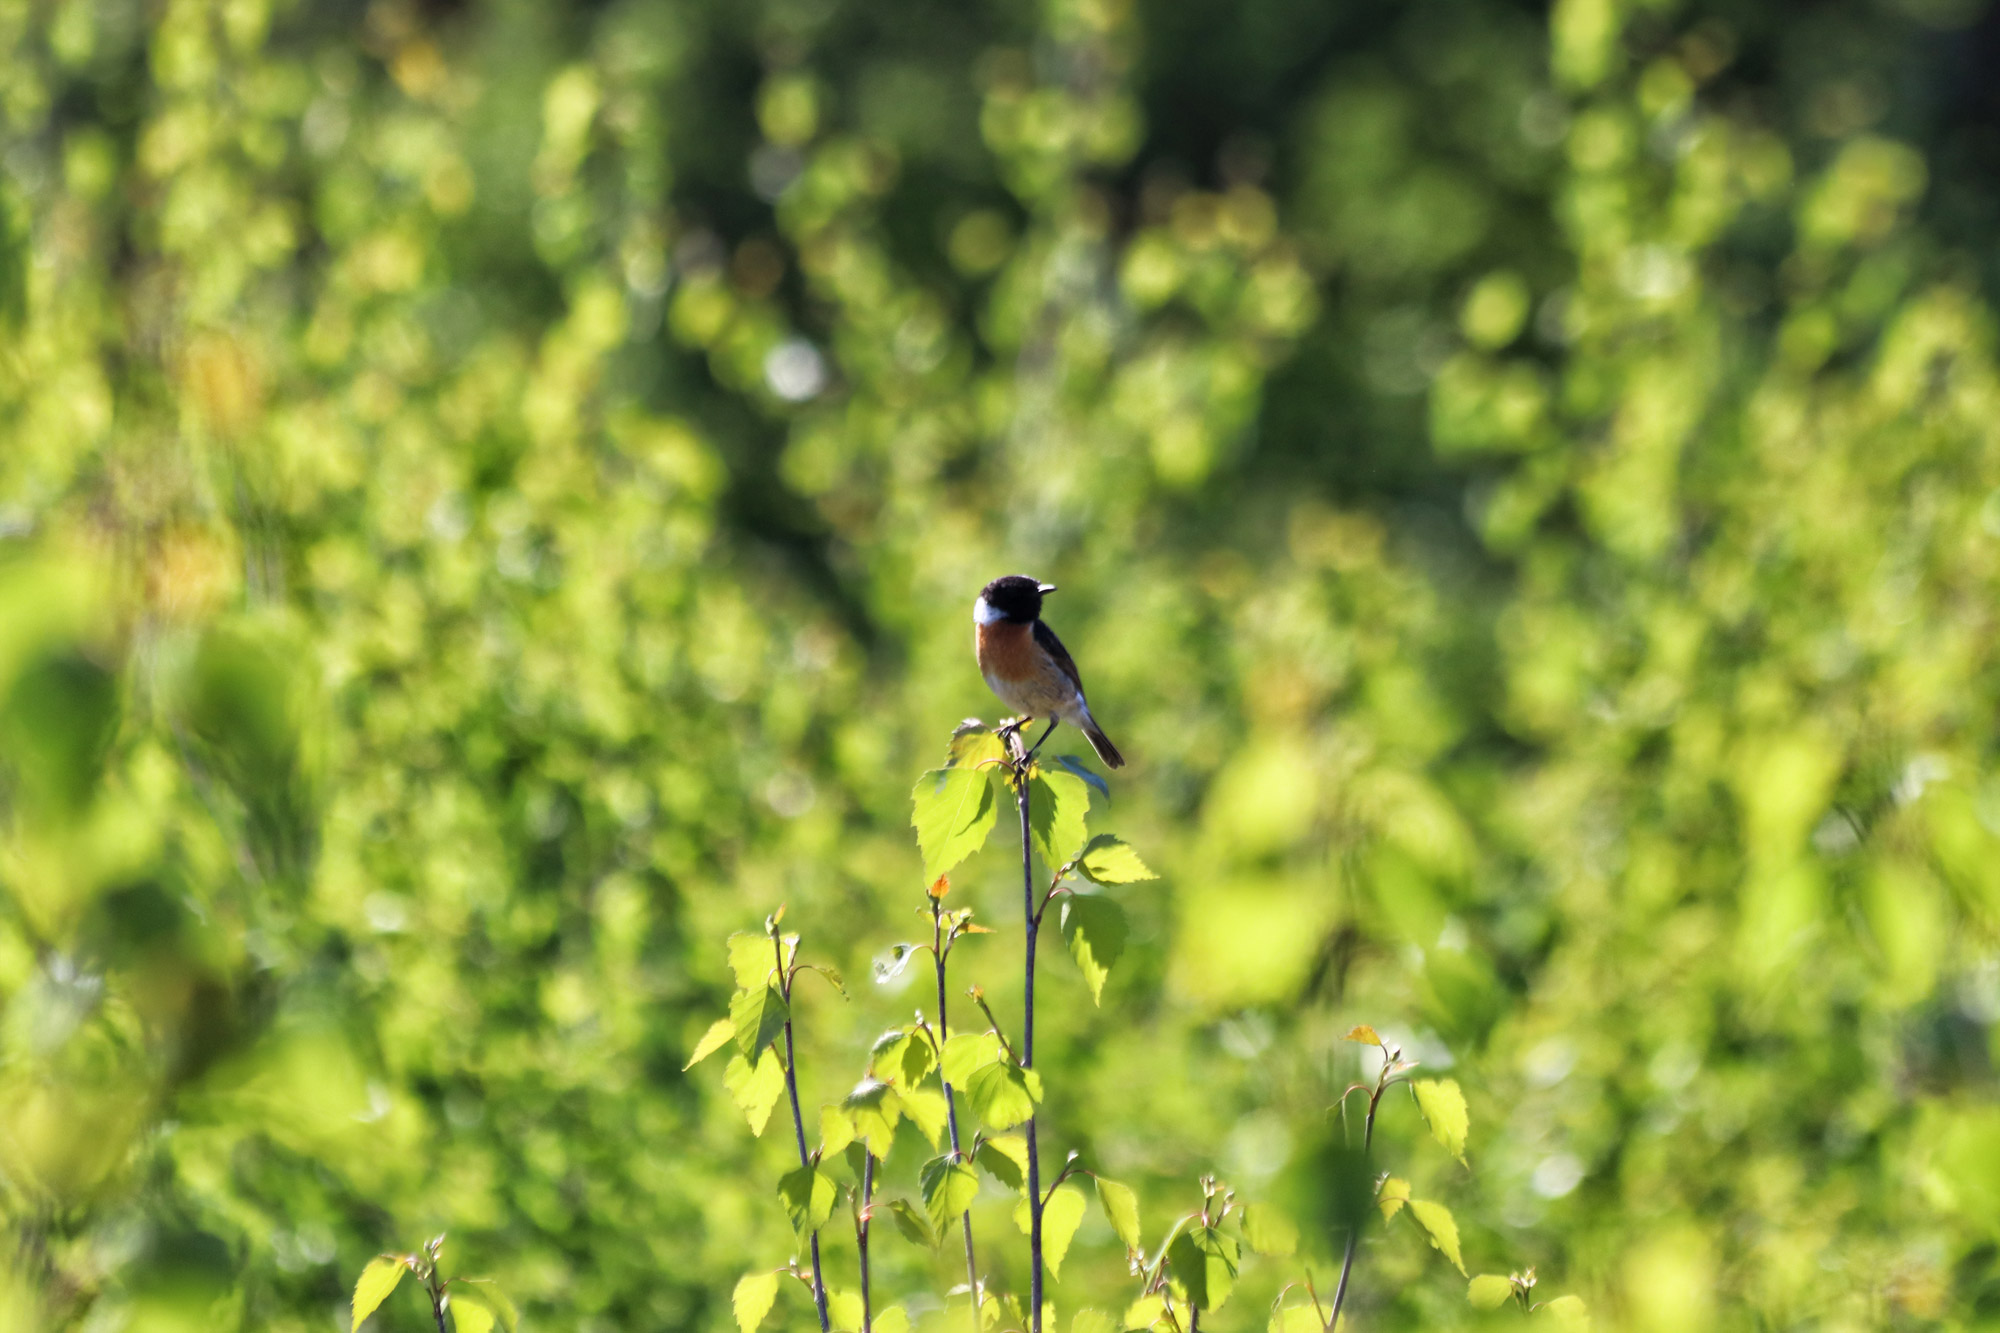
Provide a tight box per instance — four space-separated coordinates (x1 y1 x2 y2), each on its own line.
1407 1199 1465 1274
942 1031 1004 1088
889 1197 937 1247
1268 1303 1322 1333
966 1060 1041 1130
820 1103 856 1157
454 1281 517 1333
1059 894 1127 1004
900 1086 948 1147
450 1294 496 1333
1412 1078 1469 1163
920 1155 981 1233
728 931 790 990
950 722 1008 770
1167 1226 1239 1311
1342 1025 1381 1046
1240 1203 1298 1256
1467 1276 1514 1310
685 1017 736 1070
1013 1185 1087 1279
977 1134 1030 1191
732 1272 776 1328
730 982 790 1058
1029 767 1090 868
1055 754 1111 801
778 1163 837 1237
828 1289 865 1332
1122 1296 1166 1331
897 1030 938 1087
1094 1176 1141 1251
351 1256 408 1331
1537 1294 1589 1329
1377 1176 1410 1221
1077 835 1156 884
844 1078 901 1155
913 767 1000 879
724 1049 786 1136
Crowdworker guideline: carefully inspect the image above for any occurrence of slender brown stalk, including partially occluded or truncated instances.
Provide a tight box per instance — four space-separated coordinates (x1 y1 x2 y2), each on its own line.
858 1151 875 1333
1327 1066 1390 1331
933 897 982 1332
777 933 833 1333
1005 728 1045 1333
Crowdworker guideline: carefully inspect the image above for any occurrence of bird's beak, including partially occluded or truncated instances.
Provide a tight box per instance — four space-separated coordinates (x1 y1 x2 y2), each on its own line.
1037 583 1057 594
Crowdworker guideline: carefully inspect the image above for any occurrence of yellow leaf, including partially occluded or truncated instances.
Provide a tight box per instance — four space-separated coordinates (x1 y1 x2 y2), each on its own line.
1343 1025 1381 1046
1408 1199 1465 1274
1412 1078 1469 1163
684 1017 736 1070
1377 1176 1410 1221
1468 1275 1515 1310
351 1257 409 1331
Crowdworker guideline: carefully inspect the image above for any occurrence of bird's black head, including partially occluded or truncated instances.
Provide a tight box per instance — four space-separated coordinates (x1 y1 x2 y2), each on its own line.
979 574 1055 623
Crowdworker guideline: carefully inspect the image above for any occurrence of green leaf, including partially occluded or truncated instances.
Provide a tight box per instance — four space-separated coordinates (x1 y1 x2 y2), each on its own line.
1077 834 1157 884
1240 1202 1298 1256
1377 1175 1410 1220
828 1288 865 1332
1537 1294 1590 1329
942 1031 1004 1087
913 766 1000 879
1167 1225 1239 1311
966 1060 1041 1130
1029 766 1090 868
724 1049 786 1135
730 982 790 1057
728 931 792 990
920 1154 981 1233
875 1306 911 1333
449 1293 496 1333
843 1077 901 1155
900 1086 948 1147
454 1281 517 1333
950 724 1008 770
1012 1184 1087 1278
1054 754 1111 801
684 1017 736 1069
1072 1309 1117 1333
1122 1295 1166 1332
1407 1199 1465 1274
976 1133 1030 1192
820 1103 856 1156
888 1198 937 1248
1412 1078 1469 1163
1093 1176 1141 1251
778 1162 837 1237
1467 1275 1514 1310
351 1256 408 1331
1060 894 1127 1004
734 1272 781 1333
1268 1303 1322 1333
870 1025 938 1087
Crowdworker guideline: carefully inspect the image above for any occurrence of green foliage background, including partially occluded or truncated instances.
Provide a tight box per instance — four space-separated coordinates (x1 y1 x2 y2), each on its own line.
3 0 1999 1327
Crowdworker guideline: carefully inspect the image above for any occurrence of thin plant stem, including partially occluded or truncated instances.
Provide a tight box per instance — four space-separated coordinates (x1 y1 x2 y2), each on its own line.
859 1150 875 1333
1327 1065 1390 1331
777 932 833 1333
1006 727 1045 1333
933 897 982 1333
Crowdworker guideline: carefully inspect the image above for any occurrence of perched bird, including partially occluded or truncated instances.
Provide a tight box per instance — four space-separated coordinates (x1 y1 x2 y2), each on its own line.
974 574 1125 768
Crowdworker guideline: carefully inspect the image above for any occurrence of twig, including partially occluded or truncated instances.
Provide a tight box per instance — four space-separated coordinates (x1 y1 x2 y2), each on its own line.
1326 1052 1395 1331
933 897 983 1333
1004 727 1046 1333
859 1150 875 1333
777 930 833 1333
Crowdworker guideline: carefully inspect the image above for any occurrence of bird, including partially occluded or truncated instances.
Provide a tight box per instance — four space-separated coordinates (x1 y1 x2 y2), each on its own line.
974 574 1124 769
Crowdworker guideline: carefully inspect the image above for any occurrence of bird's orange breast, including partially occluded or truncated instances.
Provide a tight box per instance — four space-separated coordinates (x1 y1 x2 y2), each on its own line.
976 619 1039 681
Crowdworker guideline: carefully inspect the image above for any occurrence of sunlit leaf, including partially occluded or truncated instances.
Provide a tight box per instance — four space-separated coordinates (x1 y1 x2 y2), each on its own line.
1167 1225 1239 1311
1468 1275 1514 1310
1060 894 1127 1004
450 1294 496 1333
1014 1184 1088 1278
728 932 786 990
920 1154 981 1233
875 1305 911 1333
1123 1296 1166 1331
949 722 1008 770
913 766 1000 879
977 1134 1030 1191
1076 835 1156 884
1378 1176 1411 1221
820 1104 856 1157
685 1017 737 1070
1072 1309 1117 1333
1094 1175 1141 1251
778 1163 837 1236
1268 1303 1322 1333
1408 1199 1465 1274
1029 767 1090 868
900 1086 949 1147
889 1198 937 1247
1412 1078 1469 1163
942 1031 1005 1087
966 1060 1041 1130
1342 1025 1381 1046
1537 1294 1590 1328
725 1049 787 1136
844 1077 901 1155
828 1288 864 1332
730 982 790 1058
454 1281 518 1333
352 1256 408 1331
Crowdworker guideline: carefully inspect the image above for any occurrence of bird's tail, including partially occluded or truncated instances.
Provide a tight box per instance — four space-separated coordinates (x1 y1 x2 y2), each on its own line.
1079 714 1125 769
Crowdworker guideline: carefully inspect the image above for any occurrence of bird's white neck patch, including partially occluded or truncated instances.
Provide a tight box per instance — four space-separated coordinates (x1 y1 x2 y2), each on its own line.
974 596 1007 626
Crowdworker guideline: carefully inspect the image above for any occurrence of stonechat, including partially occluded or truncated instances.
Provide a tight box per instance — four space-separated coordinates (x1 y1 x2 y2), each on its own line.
974 575 1124 769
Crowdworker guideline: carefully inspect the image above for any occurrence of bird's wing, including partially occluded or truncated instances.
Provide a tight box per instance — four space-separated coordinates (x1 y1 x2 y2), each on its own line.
1032 618 1086 694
